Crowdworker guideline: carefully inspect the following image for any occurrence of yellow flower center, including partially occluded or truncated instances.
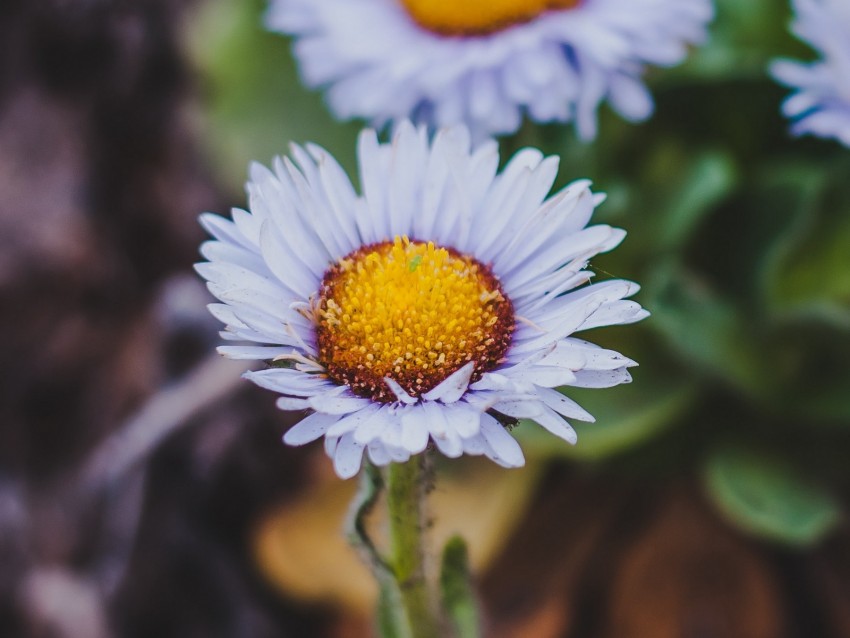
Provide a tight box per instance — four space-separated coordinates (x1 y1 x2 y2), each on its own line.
399 0 582 36
316 236 514 403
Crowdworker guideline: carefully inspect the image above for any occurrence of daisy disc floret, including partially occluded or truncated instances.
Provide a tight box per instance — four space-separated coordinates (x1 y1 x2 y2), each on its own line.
266 0 713 140
317 236 514 402
196 122 647 478
399 0 581 36
771 0 850 146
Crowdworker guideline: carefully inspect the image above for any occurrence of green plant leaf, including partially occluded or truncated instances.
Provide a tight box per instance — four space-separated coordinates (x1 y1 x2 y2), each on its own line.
657 151 737 252
439 536 481 638
762 174 850 329
646 262 767 397
703 447 843 546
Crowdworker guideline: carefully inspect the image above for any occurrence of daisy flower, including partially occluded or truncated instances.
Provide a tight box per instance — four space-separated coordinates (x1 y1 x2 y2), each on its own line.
771 0 850 146
265 0 713 141
196 123 647 478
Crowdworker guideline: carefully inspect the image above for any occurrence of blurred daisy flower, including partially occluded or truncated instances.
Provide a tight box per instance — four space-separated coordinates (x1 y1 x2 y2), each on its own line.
771 0 850 146
266 0 713 141
196 123 647 478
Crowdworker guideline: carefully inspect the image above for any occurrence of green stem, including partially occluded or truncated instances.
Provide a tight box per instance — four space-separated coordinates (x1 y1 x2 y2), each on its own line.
346 463 411 637
386 456 441 638
346 462 392 578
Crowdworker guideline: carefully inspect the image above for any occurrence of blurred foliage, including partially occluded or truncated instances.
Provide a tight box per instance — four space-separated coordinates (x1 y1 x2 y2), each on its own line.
189 0 850 548
186 0 361 195
439 537 481 638
703 447 842 545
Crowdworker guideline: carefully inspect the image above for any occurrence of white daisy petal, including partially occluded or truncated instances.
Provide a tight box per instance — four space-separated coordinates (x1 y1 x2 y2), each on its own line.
384 377 418 405
268 0 713 140
492 400 544 420
501 225 625 292
526 404 579 445
254 183 334 275
421 362 475 403
195 262 286 301
570 368 633 389
502 365 577 388
432 432 464 458
280 157 352 262
352 407 395 445
771 0 850 147
541 339 637 371
460 433 488 456
308 144 362 249
518 280 641 340
578 301 651 331
199 212 253 250
244 368 333 396
385 444 412 464
511 267 593 309
257 223 322 299
510 299 605 356
379 419 404 450
479 414 525 468
367 441 392 466
276 396 310 411
357 128 389 240
418 402 461 457
216 345 293 360
309 392 373 415
468 372 512 393
444 404 481 439
207 303 249 330
535 386 595 423
324 435 339 458
209 286 288 330
492 185 594 275
283 412 342 445
288 144 357 258
334 434 366 479
399 406 432 454
400 405 430 454
200 239 268 273
197 122 645 477
420 401 449 438
326 404 383 438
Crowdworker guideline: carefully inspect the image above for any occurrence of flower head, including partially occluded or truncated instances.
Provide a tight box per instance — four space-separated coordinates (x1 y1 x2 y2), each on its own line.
196 123 647 478
266 0 713 141
771 0 850 146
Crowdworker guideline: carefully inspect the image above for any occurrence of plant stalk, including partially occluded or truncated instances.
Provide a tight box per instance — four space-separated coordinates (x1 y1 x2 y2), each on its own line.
386 456 440 638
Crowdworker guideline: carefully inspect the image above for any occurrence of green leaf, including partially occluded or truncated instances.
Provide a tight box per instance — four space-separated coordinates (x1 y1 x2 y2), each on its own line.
439 536 481 638
762 172 850 329
703 447 843 546
657 152 737 252
646 262 767 397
